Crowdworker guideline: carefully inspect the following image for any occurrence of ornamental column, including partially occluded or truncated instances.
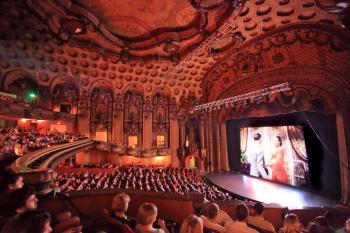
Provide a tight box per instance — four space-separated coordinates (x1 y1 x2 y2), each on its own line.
77 91 91 137
199 115 207 171
113 94 124 145
220 121 229 171
170 100 180 167
336 107 350 205
177 116 186 167
143 96 153 151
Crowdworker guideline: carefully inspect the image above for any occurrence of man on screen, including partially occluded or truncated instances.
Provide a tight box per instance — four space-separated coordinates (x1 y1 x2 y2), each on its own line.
248 133 269 179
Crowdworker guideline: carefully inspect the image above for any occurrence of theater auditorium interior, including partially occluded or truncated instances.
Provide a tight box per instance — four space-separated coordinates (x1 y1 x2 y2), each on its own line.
0 0 350 233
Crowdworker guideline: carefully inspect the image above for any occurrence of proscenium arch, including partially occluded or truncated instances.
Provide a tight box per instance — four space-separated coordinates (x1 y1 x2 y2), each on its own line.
215 67 349 115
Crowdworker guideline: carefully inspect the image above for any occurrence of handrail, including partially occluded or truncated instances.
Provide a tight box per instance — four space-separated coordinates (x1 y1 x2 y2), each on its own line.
40 141 94 169
10 139 93 173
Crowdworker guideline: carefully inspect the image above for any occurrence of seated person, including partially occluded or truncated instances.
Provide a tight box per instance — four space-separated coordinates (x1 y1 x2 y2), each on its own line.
314 216 333 233
4 186 38 217
204 203 232 226
1 186 81 233
134 202 169 233
0 172 24 195
107 193 136 229
340 218 350 233
1 209 52 233
180 215 203 233
306 222 321 233
247 203 275 232
201 203 226 233
224 204 258 233
278 214 302 233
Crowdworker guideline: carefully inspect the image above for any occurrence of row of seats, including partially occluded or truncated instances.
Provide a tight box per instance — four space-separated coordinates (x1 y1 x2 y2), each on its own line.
54 165 232 202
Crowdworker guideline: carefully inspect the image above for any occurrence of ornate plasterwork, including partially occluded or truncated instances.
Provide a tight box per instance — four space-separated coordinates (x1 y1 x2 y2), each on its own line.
203 23 350 110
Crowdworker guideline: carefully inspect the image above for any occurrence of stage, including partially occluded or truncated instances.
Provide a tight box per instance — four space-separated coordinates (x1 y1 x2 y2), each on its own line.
206 172 338 209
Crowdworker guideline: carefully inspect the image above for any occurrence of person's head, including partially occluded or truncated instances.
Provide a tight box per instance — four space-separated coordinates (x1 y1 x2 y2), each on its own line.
136 202 158 226
5 173 24 191
112 193 130 213
274 136 283 148
254 202 264 216
283 213 301 233
345 218 350 231
180 215 203 233
280 208 290 221
236 204 249 222
307 222 321 233
2 209 52 233
253 133 261 142
6 186 38 216
314 216 331 230
206 203 219 220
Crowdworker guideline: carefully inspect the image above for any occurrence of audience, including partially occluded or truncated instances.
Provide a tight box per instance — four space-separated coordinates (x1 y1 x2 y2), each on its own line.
247 202 275 232
278 213 302 233
1 209 52 233
54 165 232 201
0 170 82 233
224 203 258 233
0 127 86 159
0 127 349 233
134 202 169 233
180 215 203 233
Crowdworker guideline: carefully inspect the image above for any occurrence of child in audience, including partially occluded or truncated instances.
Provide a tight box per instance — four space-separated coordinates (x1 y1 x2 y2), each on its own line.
111 193 136 228
180 215 203 233
278 213 302 233
134 202 169 233
201 203 226 233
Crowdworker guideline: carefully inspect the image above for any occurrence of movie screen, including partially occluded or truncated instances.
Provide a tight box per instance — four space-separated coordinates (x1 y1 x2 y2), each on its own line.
240 126 309 187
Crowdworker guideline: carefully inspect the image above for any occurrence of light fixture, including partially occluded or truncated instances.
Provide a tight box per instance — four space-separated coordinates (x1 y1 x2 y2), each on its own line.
193 82 292 113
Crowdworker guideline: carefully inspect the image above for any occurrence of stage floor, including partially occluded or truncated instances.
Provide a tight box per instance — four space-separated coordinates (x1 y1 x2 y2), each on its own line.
206 172 338 209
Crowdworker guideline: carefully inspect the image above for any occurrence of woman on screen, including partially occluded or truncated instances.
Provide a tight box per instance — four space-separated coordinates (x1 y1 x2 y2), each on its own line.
266 136 288 184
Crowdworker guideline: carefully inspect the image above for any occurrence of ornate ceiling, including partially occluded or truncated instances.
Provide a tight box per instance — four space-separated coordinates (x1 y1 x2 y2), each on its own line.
26 0 243 60
0 0 349 100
